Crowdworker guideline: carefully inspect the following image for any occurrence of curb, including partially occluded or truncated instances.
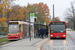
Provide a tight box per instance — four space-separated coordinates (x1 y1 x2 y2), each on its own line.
0 35 7 38
35 37 49 50
0 41 8 45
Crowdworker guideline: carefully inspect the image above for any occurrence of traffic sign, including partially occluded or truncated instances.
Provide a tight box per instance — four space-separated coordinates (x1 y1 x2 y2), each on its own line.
30 13 37 22
30 13 34 22
30 17 34 22
44 22 46 25
30 13 34 17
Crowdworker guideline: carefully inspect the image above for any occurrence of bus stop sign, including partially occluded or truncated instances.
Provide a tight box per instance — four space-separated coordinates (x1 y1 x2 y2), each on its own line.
30 13 34 17
30 13 34 22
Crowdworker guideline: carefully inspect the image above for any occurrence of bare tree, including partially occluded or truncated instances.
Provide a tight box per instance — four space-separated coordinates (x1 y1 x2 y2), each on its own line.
64 2 75 30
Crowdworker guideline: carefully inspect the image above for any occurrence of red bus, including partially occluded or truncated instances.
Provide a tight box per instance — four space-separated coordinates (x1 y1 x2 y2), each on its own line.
8 21 29 40
50 21 66 39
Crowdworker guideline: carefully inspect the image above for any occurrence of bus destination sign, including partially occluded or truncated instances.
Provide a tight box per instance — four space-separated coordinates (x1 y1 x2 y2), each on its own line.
51 22 64 24
9 22 18 24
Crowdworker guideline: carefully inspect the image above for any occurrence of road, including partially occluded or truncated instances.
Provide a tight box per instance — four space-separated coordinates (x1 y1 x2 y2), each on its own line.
0 31 75 50
42 31 75 50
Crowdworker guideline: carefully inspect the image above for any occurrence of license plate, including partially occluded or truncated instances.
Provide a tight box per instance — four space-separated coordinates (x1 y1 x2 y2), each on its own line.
56 36 60 38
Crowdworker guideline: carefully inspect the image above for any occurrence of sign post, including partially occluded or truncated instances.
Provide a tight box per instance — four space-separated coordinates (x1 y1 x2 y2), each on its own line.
29 13 35 41
29 13 31 41
29 13 37 40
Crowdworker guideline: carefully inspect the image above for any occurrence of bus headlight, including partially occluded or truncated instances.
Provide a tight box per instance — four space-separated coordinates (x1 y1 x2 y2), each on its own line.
63 35 66 36
8 35 10 37
50 35 53 36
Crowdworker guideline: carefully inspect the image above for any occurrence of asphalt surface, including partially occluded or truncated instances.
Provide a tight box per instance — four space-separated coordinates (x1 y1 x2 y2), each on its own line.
1 31 75 50
42 31 75 50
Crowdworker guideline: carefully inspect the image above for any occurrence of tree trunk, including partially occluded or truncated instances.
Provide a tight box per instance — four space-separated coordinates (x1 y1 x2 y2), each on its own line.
74 22 75 30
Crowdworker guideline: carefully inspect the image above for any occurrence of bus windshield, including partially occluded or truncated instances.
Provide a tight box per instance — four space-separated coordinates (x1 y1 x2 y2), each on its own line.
9 24 18 33
51 25 65 33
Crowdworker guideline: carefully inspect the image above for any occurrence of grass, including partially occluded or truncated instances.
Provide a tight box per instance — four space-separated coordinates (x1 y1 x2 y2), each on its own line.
0 37 15 46
0 37 8 43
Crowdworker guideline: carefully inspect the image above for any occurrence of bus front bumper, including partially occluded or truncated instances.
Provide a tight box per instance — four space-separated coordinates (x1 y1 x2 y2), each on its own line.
8 34 20 40
50 35 66 38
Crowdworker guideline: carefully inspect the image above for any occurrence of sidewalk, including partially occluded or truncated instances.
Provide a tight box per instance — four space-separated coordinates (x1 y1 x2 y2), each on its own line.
0 35 7 38
0 37 49 50
67 31 75 39
67 31 75 45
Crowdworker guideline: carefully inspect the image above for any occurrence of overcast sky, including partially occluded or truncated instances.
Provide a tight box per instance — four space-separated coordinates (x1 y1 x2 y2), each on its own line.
14 0 74 21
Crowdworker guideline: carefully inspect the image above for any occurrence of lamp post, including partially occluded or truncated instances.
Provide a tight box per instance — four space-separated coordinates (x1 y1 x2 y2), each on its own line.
53 4 55 21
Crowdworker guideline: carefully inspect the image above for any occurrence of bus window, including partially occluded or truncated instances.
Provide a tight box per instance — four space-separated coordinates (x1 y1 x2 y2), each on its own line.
9 24 18 33
19 25 21 33
51 25 65 33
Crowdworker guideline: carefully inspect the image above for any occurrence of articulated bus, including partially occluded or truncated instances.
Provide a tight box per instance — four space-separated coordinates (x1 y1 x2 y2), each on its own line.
50 21 66 39
8 21 30 40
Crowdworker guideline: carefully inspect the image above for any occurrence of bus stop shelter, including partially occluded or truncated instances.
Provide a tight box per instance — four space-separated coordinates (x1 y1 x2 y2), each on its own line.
34 23 48 38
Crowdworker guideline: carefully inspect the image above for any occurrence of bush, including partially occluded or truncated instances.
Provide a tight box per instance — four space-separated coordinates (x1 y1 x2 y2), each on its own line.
0 32 7 35
0 26 8 35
